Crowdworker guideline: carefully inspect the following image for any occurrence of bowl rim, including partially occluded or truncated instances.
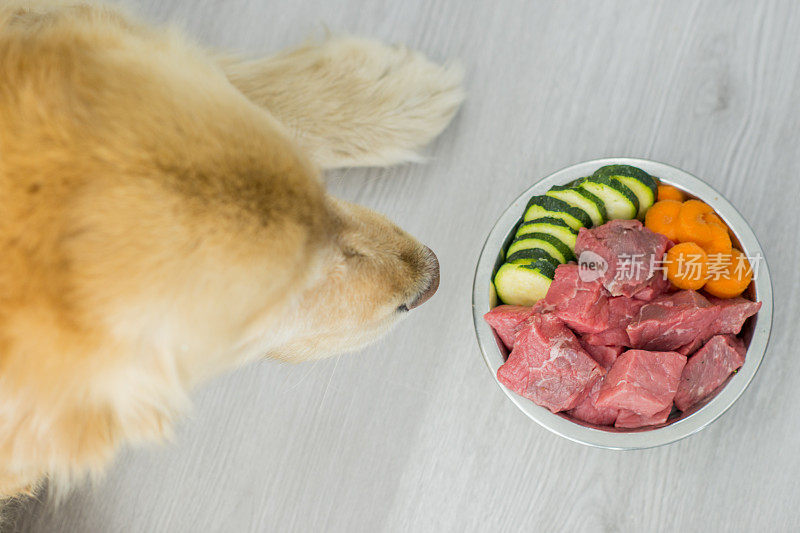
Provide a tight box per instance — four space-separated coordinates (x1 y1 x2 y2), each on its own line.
472 157 773 449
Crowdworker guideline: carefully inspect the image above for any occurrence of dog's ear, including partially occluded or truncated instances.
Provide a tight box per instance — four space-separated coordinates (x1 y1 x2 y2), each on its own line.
215 37 464 169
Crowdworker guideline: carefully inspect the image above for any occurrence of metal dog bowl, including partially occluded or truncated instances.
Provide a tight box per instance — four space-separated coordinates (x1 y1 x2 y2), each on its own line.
472 158 773 449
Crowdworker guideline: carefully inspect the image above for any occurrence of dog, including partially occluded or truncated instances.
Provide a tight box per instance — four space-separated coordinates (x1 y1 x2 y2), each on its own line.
0 0 463 501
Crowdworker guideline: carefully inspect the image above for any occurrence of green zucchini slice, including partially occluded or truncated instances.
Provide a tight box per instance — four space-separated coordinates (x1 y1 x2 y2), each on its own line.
579 176 639 220
522 195 592 229
546 185 607 226
505 247 561 266
507 232 575 263
494 260 556 306
515 217 578 245
593 165 657 219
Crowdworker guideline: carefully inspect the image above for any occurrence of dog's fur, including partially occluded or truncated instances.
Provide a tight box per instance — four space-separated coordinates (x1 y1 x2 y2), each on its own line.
0 1 462 500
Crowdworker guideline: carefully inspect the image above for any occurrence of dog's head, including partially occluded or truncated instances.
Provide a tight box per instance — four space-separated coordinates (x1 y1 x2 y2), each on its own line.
59 141 441 368
45 111 440 368
264 197 440 361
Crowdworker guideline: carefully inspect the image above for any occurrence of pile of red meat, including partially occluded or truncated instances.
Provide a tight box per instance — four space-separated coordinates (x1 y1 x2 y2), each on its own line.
485 220 761 429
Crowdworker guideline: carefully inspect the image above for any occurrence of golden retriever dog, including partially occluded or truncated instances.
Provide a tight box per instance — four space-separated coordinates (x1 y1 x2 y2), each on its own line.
0 0 463 502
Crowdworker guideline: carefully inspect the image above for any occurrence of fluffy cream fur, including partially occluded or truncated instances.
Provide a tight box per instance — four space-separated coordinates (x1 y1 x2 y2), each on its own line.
0 1 462 501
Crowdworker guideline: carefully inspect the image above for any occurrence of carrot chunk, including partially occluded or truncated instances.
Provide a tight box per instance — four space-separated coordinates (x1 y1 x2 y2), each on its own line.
657 184 686 202
644 200 682 242
701 213 733 255
677 200 732 254
665 242 709 290
704 249 753 298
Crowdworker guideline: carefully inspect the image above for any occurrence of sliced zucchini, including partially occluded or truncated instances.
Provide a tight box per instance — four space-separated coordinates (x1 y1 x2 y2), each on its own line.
494 260 556 306
546 185 607 226
515 216 578 244
523 195 592 229
507 232 575 263
593 165 657 219
594 164 656 188
579 176 639 220
614 177 655 219
505 247 560 267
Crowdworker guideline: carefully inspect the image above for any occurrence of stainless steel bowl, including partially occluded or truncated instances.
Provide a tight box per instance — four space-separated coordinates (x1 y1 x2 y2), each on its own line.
472 158 773 449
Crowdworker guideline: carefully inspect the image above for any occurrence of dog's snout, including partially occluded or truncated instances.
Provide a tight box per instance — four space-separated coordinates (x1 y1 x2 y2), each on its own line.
407 246 439 310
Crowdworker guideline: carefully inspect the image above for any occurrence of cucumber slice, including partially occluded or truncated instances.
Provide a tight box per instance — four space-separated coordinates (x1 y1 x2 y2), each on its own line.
514 217 577 252
523 202 584 230
494 260 556 306
507 232 575 263
614 177 655 219
593 165 657 219
594 165 657 189
522 195 592 229
579 176 639 220
546 185 607 226
506 247 560 266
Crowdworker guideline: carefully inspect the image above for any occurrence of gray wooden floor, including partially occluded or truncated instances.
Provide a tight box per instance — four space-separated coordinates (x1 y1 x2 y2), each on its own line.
11 0 800 531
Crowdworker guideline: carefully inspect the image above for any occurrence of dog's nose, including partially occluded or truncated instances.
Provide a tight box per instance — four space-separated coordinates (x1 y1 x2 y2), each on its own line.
408 246 439 310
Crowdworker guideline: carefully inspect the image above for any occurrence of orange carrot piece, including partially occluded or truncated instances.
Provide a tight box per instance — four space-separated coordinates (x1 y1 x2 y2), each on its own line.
644 200 682 242
657 184 686 202
665 242 709 290
676 200 732 255
704 249 753 298
701 213 732 255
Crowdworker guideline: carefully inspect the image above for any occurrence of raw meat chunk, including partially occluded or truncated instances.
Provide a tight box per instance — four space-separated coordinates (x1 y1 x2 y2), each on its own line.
674 335 746 412
484 305 538 350
497 314 603 413
568 377 619 426
615 406 672 428
581 296 647 347
579 339 623 369
596 349 686 415
545 264 610 333
626 291 721 351
575 219 672 298
676 296 761 355
707 296 762 335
